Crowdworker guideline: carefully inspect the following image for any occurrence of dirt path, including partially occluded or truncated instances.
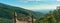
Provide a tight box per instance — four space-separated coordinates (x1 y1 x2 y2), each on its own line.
16 19 28 23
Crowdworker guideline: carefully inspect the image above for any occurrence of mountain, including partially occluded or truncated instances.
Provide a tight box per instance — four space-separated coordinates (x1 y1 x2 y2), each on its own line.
0 3 44 23
32 9 54 14
1 3 59 23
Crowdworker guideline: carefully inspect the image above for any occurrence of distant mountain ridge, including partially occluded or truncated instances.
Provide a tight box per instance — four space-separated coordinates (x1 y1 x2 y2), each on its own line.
32 9 54 14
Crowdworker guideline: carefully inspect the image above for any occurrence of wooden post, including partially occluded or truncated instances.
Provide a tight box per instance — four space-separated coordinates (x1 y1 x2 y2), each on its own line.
14 12 17 23
32 15 33 23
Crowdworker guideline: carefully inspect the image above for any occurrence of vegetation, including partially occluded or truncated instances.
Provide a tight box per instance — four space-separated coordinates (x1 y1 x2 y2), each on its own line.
36 6 60 23
0 3 42 23
0 3 60 23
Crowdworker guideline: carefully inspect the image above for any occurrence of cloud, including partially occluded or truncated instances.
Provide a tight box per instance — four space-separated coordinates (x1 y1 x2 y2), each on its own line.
22 5 57 10
18 0 56 1
57 0 60 1
27 0 41 1
17 0 41 3
18 0 41 1
17 0 60 10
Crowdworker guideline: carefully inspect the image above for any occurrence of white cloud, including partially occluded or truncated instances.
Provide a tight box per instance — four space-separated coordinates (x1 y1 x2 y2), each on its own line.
57 0 60 1
18 0 56 1
22 5 57 10
27 0 41 1
17 0 58 3
17 0 41 3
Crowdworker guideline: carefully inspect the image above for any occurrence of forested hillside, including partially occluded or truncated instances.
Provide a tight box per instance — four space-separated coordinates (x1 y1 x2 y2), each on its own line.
0 3 43 23
36 6 60 23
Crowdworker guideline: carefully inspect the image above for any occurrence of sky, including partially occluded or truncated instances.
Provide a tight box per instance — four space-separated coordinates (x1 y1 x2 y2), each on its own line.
0 0 60 10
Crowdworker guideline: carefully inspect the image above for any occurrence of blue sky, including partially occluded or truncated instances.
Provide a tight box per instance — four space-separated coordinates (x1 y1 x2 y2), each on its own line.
0 0 60 10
